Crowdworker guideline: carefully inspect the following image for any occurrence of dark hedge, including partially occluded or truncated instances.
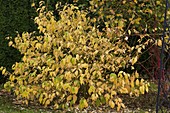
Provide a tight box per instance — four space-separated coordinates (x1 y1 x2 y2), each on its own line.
0 0 37 82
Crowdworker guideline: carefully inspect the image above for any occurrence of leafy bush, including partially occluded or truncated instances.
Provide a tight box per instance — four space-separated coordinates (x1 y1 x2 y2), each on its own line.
86 0 167 79
3 2 149 111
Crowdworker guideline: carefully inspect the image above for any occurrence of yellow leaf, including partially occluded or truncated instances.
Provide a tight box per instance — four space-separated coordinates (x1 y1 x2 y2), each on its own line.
15 90 19 96
22 91 29 98
124 73 129 80
81 63 88 68
0 66 3 70
114 98 118 105
84 99 88 108
125 85 131 92
135 71 139 78
2 68 6 75
118 20 124 29
111 91 117 96
132 56 138 65
118 98 122 103
134 0 137 3
39 94 43 103
125 78 130 85
33 90 37 95
137 47 142 53
130 76 135 82
120 88 128 94
121 103 126 108
157 39 162 47
67 95 72 101
109 100 115 108
35 43 42 49
73 95 77 103
31 3 35 7
18 80 23 85
96 82 102 86
60 59 66 67
75 70 78 76
134 89 140 97
100 55 104 62
117 103 121 111
25 100 28 105
63 84 69 90
79 99 88 109
139 85 145 94
128 30 131 35
118 71 123 78
8 41 13 46
135 79 139 86
104 94 110 103
54 103 59 109
22 56 27 62
97 88 103 96
131 81 134 88
80 76 84 85
69 35 73 41
91 93 98 101
71 58 76 65
116 57 121 64
134 18 141 24
88 85 95 94
70 87 79 94
45 99 51 107
140 79 145 85
110 73 117 82
145 9 153 14
145 84 149 93
65 72 72 81
156 1 161 5
131 66 135 70
91 94 96 101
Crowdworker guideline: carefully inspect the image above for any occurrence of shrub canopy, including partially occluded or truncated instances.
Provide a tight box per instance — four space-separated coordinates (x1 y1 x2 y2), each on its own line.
2 3 151 111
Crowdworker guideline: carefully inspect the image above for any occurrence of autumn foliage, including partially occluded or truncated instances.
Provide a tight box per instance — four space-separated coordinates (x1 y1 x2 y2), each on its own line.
0 0 167 111
0 2 152 111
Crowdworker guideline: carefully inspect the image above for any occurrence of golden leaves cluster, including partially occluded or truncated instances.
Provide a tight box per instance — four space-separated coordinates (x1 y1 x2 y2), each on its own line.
3 2 150 111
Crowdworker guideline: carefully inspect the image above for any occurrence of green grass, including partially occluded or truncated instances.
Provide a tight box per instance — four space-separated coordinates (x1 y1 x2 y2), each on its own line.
0 96 54 113
0 83 169 113
0 84 53 113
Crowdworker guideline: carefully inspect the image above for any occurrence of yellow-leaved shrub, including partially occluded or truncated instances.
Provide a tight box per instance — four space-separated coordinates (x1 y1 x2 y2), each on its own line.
4 3 149 111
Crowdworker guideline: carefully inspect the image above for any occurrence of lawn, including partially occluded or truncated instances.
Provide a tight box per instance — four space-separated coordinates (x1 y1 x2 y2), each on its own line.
0 84 54 113
0 83 168 113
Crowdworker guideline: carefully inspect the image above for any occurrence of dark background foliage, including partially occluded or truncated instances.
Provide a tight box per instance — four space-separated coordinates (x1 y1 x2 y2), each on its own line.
0 0 37 82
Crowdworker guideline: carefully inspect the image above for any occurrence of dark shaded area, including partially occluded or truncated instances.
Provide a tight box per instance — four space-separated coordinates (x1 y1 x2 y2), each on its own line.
156 0 170 112
0 0 38 83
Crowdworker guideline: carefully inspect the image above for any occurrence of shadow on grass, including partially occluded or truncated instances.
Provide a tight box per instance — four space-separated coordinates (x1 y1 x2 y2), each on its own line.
0 82 169 113
0 84 55 113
